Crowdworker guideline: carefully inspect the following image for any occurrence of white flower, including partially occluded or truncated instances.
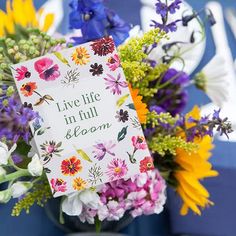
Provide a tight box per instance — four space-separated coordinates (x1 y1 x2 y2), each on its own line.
0 189 13 203
11 181 33 198
27 154 43 176
62 190 101 216
0 142 16 165
194 55 229 107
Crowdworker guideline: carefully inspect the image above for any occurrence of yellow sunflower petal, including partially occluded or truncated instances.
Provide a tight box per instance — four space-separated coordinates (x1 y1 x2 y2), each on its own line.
41 13 54 32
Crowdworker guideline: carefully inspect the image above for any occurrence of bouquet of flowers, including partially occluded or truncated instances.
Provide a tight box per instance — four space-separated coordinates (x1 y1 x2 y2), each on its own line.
0 0 233 232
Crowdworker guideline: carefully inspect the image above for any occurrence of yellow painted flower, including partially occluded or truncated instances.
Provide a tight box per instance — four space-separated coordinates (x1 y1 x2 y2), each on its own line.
71 47 90 65
73 177 87 191
0 0 54 37
175 106 218 216
129 84 148 124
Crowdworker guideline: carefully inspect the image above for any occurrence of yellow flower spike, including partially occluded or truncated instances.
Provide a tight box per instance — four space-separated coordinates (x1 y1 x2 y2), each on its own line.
174 106 219 216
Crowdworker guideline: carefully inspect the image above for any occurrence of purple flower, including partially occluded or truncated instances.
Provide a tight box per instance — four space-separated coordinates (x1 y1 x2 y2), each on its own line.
12 154 23 164
151 19 180 33
106 158 128 181
104 73 128 95
155 1 168 18
0 96 39 142
93 141 116 161
169 0 182 14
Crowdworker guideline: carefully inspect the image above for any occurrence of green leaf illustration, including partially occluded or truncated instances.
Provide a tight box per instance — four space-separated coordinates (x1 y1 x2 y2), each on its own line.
43 95 54 101
116 94 129 107
74 147 92 163
117 126 128 142
36 127 51 136
54 52 71 67
126 103 135 110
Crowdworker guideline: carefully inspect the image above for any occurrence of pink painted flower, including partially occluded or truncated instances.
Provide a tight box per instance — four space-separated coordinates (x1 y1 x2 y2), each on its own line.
50 178 67 194
92 141 116 161
106 158 128 181
104 73 128 95
15 66 31 81
34 57 60 81
106 54 120 71
131 136 147 150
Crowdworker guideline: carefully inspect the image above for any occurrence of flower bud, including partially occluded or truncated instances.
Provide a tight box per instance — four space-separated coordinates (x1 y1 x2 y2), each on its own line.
0 189 12 203
11 182 33 198
27 154 43 176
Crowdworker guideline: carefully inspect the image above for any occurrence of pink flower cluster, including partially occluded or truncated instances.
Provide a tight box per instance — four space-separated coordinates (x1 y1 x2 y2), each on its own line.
78 169 166 223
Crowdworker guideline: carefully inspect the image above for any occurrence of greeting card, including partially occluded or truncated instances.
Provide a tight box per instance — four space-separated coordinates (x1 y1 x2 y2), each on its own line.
11 37 151 197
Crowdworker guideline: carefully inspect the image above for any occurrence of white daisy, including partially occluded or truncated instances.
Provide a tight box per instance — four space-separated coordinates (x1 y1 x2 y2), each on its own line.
194 55 229 107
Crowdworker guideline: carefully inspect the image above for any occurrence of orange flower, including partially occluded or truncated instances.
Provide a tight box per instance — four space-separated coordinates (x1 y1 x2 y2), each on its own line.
71 47 90 65
129 84 148 124
61 156 82 176
73 177 87 191
20 82 37 97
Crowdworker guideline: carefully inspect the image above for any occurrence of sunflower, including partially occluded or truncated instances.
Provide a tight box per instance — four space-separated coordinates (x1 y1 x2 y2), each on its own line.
0 0 54 37
73 177 87 191
129 84 148 124
174 106 218 216
71 47 90 65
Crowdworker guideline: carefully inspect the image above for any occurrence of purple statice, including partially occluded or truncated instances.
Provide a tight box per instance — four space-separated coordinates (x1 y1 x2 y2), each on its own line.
149 68 190 116
11 154 23 164
151 0 182 33
69 0 130 46
0 96 39 142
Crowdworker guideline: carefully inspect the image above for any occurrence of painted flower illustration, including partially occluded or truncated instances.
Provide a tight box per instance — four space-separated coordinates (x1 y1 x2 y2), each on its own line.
15 66 31 81
73 177 87 191
89 63 103 76
90 37 115 56
132 136 147 150
71 47 90 65
104 73 128 95
50 178 67 195
115 109 129 122
139 156 154 173
40 141 63 164
93 141 116 161
20 82 37 97
106 54 120 71
128 136 148 164
34 57 60 81
106 158 128 181
61 156 82 176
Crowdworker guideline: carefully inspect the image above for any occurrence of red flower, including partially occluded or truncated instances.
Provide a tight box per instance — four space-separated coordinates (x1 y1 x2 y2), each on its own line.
61 156 82 176
15 66 31 81
20 82 37 97
50 178 67 193
139 156 154 173
90 37 115 56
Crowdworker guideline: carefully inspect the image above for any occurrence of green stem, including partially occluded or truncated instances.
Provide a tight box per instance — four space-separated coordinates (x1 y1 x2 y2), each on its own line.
95 217 102 234
59 196 65 224
0 169 31 184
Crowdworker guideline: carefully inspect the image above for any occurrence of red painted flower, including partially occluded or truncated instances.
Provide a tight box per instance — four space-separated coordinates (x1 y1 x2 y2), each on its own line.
50 178 67 194
15 66 31 81
20 82 37 97
34 57 60 81
90 37 115 56
139 156 154 173
61 156 82 176
131 136 147 150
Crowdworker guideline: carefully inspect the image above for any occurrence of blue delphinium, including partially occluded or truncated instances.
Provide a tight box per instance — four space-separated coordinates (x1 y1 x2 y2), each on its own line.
151 0 182 33
69 0 131 46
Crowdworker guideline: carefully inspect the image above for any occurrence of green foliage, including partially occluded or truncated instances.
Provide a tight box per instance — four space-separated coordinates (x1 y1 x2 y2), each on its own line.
11 180 52 216
118 28 167 83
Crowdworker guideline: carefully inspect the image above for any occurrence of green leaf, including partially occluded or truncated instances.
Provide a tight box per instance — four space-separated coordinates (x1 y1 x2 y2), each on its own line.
126 103 135 110
36 127 50 136
116 94 129 107
54 52 71 67
117 126 128 142
74 148 92 163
